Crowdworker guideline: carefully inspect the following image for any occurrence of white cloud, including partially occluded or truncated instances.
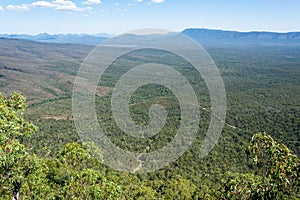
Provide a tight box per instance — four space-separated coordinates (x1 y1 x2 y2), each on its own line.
134 0 143 2
52 0 82 11
31 1 54 8
6 4 30 11
7 0 91 12
151 0 165 3
83 0 101 5
0 6 4 11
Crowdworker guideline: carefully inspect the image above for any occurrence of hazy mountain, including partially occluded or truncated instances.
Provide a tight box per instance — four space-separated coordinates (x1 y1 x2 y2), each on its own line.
0 33 107 46
1 29 300 46
182 28 300 45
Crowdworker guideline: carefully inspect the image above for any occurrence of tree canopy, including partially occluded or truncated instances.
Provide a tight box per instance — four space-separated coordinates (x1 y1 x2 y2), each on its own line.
1 93 299 199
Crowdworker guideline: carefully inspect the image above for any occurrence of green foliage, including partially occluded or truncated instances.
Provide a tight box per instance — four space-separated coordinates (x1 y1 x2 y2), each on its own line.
247 132 300 198
162 176 197 199
46 142 122 200
0 93 122 200
221 172 263 200
0 92 38 199
222 132 300 199
120 176 158 200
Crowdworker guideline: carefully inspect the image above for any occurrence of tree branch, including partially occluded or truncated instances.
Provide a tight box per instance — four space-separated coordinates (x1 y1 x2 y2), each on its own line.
2 186 13 191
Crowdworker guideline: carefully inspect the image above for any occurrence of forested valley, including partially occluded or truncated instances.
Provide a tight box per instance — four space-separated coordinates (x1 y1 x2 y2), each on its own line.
0 38 299 199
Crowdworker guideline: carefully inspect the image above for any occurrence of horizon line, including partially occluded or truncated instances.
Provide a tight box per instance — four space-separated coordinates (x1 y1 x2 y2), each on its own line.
1 27 300 36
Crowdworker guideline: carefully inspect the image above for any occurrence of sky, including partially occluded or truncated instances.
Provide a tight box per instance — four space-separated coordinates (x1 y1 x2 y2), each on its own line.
0 0 299 34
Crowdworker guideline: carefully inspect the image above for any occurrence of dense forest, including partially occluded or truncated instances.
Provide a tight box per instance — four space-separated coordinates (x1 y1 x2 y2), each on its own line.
0 38 300 199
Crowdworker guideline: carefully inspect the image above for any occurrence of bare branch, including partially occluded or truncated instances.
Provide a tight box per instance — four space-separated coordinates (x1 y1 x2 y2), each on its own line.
2 186 13 191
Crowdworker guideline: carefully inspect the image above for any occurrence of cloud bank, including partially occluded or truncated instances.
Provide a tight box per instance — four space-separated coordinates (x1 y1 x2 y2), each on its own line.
5 0 166 12
7 4 31 11
6 0 94 12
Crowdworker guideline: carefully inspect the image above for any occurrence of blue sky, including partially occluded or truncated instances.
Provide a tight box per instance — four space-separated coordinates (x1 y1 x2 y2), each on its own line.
0 0 299 34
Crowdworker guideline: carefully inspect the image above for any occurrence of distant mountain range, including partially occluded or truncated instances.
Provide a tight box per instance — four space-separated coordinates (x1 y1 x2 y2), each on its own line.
1 29 300 45
0 33 109 45
182 28 300 45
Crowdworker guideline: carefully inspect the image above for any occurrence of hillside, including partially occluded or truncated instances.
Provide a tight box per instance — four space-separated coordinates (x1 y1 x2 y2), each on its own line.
0 38 93 104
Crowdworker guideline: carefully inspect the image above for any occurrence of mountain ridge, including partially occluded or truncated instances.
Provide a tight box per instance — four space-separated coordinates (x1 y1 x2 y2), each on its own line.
182 28 300 45
0 33 108 45
1 28 300 45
